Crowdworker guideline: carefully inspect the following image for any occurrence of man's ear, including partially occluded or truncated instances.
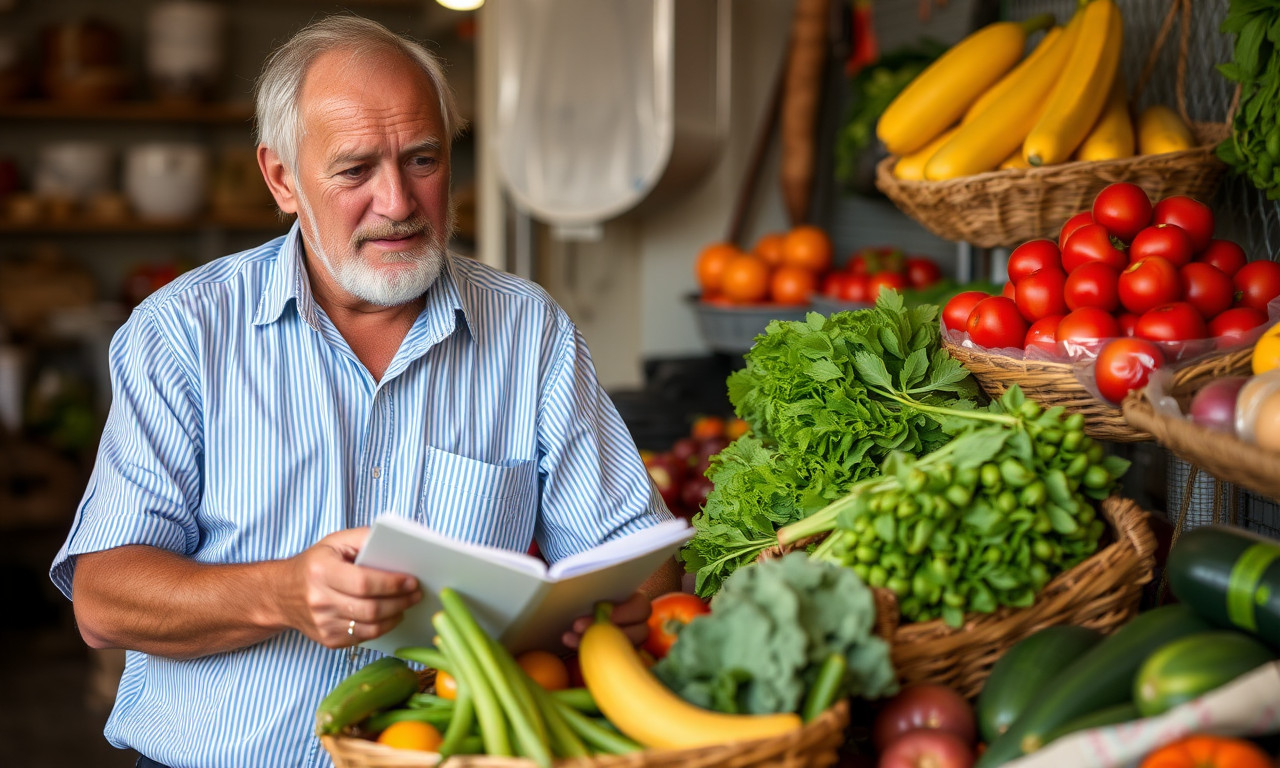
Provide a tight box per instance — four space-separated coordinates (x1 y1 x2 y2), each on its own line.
257 145 299 215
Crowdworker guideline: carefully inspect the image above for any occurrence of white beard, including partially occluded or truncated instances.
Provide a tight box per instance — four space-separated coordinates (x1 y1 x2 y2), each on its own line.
297 190 450 307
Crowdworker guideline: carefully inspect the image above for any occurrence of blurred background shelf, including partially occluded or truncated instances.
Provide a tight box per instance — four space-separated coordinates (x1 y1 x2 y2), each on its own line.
0 99 254 123
0 210 286 235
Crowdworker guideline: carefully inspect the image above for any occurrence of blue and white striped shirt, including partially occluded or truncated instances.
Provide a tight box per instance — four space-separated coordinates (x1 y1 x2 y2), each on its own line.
49 222 671 768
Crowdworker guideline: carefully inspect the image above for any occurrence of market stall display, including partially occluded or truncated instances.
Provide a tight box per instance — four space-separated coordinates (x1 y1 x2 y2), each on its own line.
873 0 1229 248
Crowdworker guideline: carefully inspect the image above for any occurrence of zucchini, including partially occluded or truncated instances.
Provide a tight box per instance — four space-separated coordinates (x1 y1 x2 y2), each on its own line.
975 605 1212 768
1041 702 1140 746
1166 525 1280 649
1134 630 1276 717
315 656 420 735
976 625 1103 743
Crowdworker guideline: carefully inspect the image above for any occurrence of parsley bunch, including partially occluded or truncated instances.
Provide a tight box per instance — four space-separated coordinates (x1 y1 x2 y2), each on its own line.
680 292 979 597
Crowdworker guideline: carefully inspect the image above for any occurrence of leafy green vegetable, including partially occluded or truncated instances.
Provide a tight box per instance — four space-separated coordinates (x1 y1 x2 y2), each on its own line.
651 553 897 715
1216 0 1280 199
680 291 979 597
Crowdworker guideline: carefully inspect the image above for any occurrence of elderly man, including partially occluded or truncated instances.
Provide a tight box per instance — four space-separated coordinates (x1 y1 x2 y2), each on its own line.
51 15 677 768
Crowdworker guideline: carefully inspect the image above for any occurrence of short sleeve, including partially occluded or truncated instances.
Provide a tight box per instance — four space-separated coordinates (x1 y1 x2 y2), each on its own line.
49 308 204 599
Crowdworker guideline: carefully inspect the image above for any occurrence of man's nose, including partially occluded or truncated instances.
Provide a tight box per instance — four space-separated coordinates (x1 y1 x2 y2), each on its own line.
371 166 416 221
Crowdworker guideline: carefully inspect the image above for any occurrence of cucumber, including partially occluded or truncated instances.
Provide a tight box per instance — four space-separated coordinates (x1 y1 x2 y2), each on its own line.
1134 630 1276 717
315 656 420 735
976 625 1104 743
1041 702 1140 746
975 604 1212 768
1166 525 1280 649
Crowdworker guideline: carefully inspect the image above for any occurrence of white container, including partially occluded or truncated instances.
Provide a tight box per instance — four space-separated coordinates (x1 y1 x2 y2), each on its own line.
147 0 226 100
123 142 210 220
34 142 114 202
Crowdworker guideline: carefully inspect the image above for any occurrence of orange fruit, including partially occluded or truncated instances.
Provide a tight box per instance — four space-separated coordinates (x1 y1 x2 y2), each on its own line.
752 232 787 268
690 415 726 440
782 226 833 273
770 265 817 305
376 720 443 751
516 649 570 691
433 669 458 700
720 254 771 303
726 417 750 440
695 242 740 296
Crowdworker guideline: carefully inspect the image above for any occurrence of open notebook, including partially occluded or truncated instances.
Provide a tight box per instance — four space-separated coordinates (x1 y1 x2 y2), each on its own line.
355 515 693 655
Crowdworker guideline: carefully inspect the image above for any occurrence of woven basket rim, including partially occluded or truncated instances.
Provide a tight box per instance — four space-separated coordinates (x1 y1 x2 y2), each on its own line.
1122 389 1280 501
322 699 851 768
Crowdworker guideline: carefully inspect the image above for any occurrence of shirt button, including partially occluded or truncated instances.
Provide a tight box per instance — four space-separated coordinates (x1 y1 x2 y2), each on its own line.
371 466 382 479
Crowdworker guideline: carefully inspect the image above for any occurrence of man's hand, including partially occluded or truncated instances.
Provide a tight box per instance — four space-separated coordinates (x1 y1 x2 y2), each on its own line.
279 527 423 648
561 590 652 650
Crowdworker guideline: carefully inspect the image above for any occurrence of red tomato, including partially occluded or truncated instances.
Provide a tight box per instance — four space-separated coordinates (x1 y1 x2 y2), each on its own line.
1025 315 1064 354
1118 257 1183 315
1208 306 1268 341
966 296 1028 350
1095 337 1166 404
1233 260 1280 312
1015 269 1068 321
872 684 977 752
1117 312 1140 337
1064 262 1121 313
846 252 870 275
1092 182 1153 242
1152 195 1215 252
1062 224 1128 273
842 273 871 303
1058 211 1095 251
1128 224 1194 267
905 257 943 289
1001 281 1016 301
942 291 990 332
820 271 852 299
869 271 909 302
1007 239 1062 285
1179 262 1235 319
1135 302 1209 342
1057 307 1121 345
878 729 975 768
642 592 709 660
1197 239 1248 276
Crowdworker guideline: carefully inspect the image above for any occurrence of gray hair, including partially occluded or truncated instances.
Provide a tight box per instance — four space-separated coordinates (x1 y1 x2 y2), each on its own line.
253 15 466 172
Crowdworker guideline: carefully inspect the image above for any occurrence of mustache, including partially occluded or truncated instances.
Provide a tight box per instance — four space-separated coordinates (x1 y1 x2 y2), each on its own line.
353 215 432 247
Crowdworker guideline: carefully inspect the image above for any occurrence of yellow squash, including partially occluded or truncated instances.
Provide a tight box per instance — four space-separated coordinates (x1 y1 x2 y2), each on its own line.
924 10 1083 181
1136 104 1195 155
1077 74 1135 162
1000 151 1032 170
893 127 958 180
962 25 1063 125
1023 0 1124 166
577 618 803 749
877 13 1055 157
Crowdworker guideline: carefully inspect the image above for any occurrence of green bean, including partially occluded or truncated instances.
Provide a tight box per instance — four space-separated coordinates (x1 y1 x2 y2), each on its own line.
432 612 511 757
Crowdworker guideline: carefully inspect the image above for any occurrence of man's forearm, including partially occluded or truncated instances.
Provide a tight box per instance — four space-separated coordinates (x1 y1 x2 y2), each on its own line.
72 545 291 659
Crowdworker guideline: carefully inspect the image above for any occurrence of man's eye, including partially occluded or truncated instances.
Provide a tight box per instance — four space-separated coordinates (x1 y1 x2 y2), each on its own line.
339 166 366 179
410 156 437 170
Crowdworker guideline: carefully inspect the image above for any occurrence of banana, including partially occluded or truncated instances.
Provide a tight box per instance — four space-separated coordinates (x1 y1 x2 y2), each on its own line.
1136 104 1195 155
894 127 958 180
877 13 1055 157
1023 0 1124 167
577 618 802 749
962 25 1063 126
1077 73 1135 161
924 10 1083 180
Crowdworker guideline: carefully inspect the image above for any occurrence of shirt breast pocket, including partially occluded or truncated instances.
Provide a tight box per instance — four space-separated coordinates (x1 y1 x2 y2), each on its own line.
421 446 538 550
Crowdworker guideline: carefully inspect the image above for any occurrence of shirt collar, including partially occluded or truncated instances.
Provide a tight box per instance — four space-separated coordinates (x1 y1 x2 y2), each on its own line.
252 221 478 344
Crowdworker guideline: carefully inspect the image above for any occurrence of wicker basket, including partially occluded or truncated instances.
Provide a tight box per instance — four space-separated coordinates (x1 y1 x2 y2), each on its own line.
321 699 850 768
874 0 1231 249
942 336 1255 443
1121 386 1280 502
761 496 1156 699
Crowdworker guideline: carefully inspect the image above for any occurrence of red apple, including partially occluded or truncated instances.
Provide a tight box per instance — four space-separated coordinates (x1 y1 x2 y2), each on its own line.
670 437 701 467
877 728 974 768
679 475 714 517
